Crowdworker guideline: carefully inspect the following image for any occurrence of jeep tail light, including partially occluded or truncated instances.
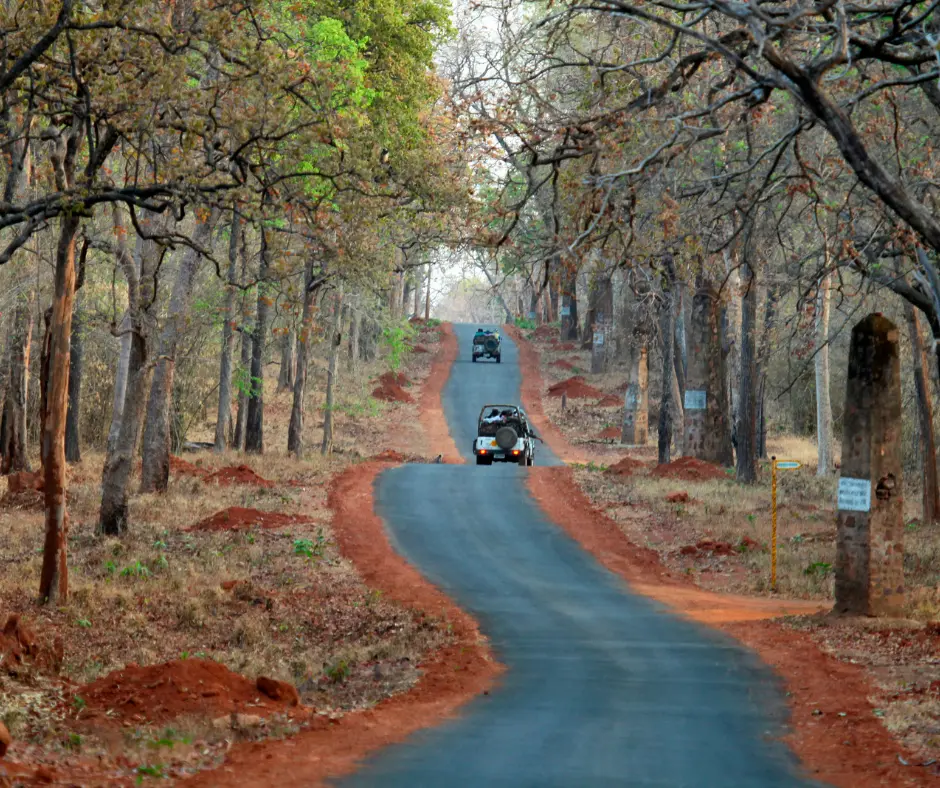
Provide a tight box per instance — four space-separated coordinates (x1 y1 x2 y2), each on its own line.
512 450 520 455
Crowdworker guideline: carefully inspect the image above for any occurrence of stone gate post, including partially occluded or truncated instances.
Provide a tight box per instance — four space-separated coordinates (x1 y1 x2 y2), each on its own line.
835 313 904 616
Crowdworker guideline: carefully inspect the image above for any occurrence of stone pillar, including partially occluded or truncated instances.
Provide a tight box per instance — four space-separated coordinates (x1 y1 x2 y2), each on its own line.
683 278 733 465
621 345 648 445
834 313 904 617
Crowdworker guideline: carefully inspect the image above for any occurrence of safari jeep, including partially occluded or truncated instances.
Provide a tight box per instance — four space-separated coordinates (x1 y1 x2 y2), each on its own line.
472 329 501 363
474 405 537 465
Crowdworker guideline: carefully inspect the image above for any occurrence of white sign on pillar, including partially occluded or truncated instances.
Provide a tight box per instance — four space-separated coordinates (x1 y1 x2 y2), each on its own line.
684 390 706 410
561 306 571 317
837 477 872 512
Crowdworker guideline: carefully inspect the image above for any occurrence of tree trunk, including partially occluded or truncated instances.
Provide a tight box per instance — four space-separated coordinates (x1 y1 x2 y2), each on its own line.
675 281 688 385
347 307 360 371
107 312 133 455
288 261 319 457
414 268 423 318
141 215 215 489
245 224 271 454
723 251 742 432
233 229 252 452
39 308 52 469
98 327 149 534
277 330 296 392
425 264 432 321
402 280 413 317
560 262 579 341
214 212 240 452
1 303 32 473
621 343 649 445
388 264 403 321
684 276 735 466
234 327 251 450
65 303 83 463
40 214 80 605
908 304 940 523
815 271 834 475
658 293 675 465
736 262 759 483
756 287 778 459
360 315 378 362
321 284 345 456
588 274 614 371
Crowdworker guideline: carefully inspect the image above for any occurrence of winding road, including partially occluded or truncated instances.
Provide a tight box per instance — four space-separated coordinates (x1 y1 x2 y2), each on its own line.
338 325 816 787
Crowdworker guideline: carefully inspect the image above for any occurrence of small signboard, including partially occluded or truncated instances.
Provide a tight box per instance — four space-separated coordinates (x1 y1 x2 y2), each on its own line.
838 477 871 512
625 388 638 408
684 389 706 410
775 460 802 470
561 306 571 317
527 311 536 319
594 333 605 346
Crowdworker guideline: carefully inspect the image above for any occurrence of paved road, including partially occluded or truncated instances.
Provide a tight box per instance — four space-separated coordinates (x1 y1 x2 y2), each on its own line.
338 325 814 787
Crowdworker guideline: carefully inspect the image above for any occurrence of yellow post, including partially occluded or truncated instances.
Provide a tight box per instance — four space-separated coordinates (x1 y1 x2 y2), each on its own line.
771 455 778 592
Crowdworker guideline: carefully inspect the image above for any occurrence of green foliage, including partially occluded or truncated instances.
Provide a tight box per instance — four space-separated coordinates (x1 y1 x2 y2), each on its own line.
514 317 536 330
804 561 832 577
136 764 166 783
382 320 416 371
233 365 263 398
120 561 150 579
293 530 327 559
325 658 351 683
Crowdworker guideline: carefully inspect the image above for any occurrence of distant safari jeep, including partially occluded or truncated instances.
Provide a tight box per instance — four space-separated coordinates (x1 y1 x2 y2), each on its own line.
472 329 501 363
473 404 537 465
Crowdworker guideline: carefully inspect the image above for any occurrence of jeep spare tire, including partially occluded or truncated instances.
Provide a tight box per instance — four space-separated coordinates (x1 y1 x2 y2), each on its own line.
495 426 518 450
484 336 499 352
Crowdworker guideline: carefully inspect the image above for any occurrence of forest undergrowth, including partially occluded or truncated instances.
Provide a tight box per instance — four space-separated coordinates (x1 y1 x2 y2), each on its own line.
0 323 449 784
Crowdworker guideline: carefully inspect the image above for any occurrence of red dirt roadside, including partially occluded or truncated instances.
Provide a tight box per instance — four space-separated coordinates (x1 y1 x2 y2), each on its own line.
527 467 929 786
503 324 592 463
183 462 502 787
419 322 463 464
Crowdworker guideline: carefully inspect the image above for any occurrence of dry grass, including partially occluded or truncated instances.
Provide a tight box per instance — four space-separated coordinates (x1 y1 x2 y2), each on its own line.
0 326 448 779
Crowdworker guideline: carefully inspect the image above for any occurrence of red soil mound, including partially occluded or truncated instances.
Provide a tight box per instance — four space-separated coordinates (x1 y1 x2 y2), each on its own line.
0 614 62 675
74 659 301 727
549 359 575 370
596 426 621 440
187 507 307 532
1 470 44 509
651 456 728 482
182 462 499 786
550 342 577 351
606 456 647 477
372 371 414 403
170 455 207 478
6 470 43 494
596 394 621 407
547 376 605 399
205 465 274 488
667 491 690 504
531 324 555 340
412 344 430 353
